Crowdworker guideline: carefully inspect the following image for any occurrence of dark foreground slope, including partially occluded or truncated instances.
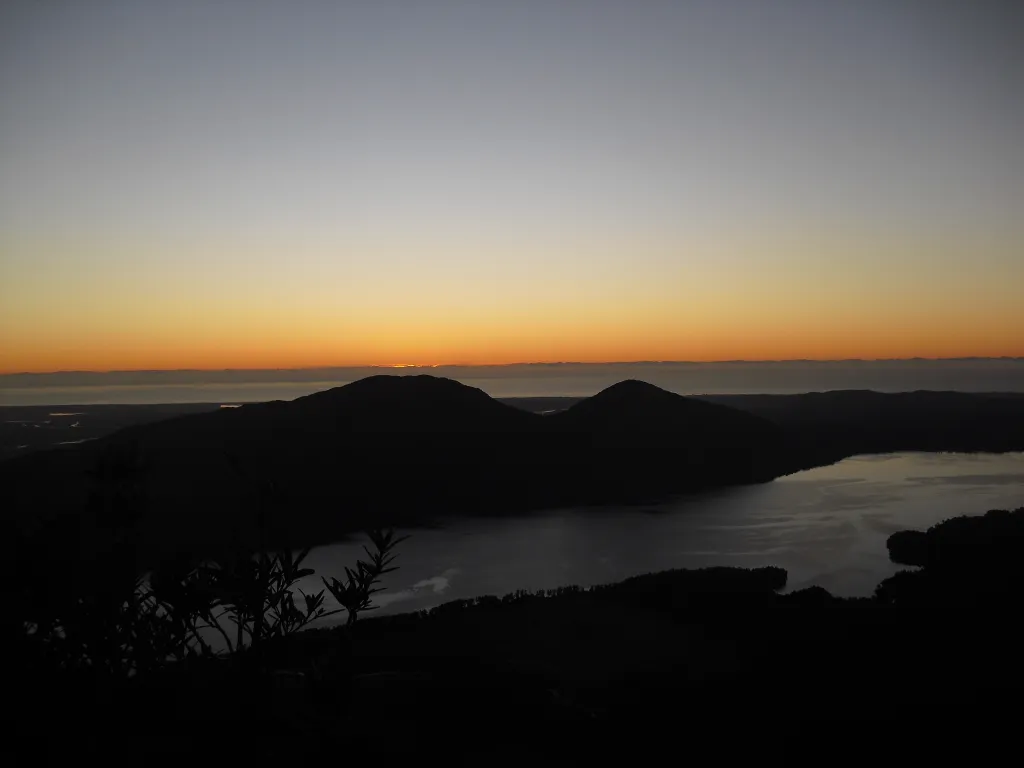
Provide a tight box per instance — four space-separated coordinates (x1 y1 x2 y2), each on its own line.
0 376 796 565
17 507 1024 761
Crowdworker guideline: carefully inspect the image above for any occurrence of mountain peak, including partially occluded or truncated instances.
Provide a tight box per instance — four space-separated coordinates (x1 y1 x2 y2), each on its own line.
553 378 779 436
302 373 474 398
589 379 677 400
289 374 536 430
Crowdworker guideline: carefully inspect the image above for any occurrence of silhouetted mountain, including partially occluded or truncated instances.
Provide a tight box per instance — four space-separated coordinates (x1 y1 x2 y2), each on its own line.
10 377 1021 573
285 374 539 432
555 379 762 431
7 388 1024 460
547 379 790 498
0 376 798 566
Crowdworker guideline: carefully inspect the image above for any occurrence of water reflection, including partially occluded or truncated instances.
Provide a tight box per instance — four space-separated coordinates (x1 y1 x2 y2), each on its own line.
300 452 1024 621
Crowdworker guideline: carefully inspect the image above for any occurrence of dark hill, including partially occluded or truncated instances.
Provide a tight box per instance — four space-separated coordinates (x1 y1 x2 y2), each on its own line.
7 389 1024 460
111 375 540 477
1 375 804 567
2 376 546 562
286 374 538 432
547 379 792 497
554 379 779 437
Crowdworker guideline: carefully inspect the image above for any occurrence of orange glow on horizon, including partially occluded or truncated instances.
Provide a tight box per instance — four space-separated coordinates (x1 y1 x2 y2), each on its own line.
3 333 1024 376
4 303 1024 376
4 3 1024 381
3 229 1022 376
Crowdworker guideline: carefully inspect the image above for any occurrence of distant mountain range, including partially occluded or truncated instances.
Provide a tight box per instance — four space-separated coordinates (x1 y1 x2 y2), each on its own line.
4 376 1024 569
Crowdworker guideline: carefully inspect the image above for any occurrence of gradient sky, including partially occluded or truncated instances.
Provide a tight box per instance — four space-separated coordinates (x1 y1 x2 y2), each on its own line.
2 0 1023 373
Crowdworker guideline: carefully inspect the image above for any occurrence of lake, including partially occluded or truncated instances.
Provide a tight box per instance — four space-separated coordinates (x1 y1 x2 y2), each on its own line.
300 451 1024 619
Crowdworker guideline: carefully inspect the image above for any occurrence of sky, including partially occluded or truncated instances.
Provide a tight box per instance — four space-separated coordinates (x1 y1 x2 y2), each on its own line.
1 0 1023 374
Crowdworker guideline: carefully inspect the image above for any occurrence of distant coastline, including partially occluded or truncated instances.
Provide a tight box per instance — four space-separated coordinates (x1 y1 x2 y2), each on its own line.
3 358 1024 407
4 356 1024 381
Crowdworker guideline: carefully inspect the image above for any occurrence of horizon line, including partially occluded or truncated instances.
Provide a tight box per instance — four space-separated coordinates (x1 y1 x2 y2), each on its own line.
3 356 1024 378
